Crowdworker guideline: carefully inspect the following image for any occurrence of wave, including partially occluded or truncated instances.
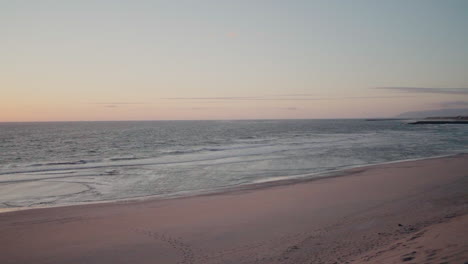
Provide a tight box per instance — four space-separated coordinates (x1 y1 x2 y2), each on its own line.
109 157 139 161
28 159 99 167
0 144 298 177
162 144 276 155
27 157 142 168
0 138 367 177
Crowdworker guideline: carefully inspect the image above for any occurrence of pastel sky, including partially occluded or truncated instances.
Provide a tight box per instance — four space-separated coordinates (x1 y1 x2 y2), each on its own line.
1 0 468 121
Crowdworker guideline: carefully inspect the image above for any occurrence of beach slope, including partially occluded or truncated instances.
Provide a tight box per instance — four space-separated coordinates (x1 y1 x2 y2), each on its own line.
0 154 467 264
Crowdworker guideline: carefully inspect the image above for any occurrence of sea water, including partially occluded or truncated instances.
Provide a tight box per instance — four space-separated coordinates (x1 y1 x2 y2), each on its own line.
0 119 466 208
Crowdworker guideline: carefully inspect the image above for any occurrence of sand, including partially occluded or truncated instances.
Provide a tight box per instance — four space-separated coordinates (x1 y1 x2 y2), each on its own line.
351 214 468 263
0 154 467 264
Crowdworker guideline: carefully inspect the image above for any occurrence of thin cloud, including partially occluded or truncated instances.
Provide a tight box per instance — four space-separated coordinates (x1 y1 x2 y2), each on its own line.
162 95 413 101
336 96 416 99
272 94 317 97
226 32 238 38
90 102 149 105
376 87 468 95
104 105 118 108
191 107 222 110
439 101 468 107
162 97 260 100
163 97 322 101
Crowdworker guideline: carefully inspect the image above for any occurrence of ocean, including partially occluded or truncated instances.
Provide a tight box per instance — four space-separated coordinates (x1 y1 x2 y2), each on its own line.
0 119 466 209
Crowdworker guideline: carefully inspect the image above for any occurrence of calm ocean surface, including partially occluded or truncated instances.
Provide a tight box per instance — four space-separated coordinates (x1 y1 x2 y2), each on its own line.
0 119 466 208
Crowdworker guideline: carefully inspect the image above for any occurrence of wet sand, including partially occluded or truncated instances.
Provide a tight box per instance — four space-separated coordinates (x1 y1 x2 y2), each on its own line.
0 154 467 264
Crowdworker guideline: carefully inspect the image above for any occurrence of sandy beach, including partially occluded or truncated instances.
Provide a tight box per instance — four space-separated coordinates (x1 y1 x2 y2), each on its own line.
0 154 467 264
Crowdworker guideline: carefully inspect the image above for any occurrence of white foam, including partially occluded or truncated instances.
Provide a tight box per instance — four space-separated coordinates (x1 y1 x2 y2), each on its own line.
0 181 88 200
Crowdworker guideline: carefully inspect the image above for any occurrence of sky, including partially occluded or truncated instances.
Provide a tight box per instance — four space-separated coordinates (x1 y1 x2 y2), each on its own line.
1 0 468 121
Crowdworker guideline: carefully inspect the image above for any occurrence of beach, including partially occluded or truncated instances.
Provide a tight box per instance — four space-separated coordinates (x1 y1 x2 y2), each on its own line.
0 154 467 264
3 1 468 263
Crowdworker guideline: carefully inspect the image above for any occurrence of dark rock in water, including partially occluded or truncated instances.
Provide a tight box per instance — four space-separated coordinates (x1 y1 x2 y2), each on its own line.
407 115 468 124
408 120 468 124
398 223 403 227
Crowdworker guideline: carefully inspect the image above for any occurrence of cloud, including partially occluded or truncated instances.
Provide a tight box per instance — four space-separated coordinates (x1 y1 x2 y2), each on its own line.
276 94 315 96
91 102 148 105
162 95 413 101
163 96 322 101
338 96 416 99
226 32 238 38
376 87 468 95
163 97 260 100
191 107 221 110
104 105 118 108
439 101 468 107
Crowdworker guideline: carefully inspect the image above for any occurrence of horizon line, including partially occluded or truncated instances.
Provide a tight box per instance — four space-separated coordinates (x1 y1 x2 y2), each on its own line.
0 117 400 123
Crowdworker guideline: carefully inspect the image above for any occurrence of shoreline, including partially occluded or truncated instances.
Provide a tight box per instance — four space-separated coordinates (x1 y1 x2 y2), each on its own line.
0 153 463 214
1 154 467 263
